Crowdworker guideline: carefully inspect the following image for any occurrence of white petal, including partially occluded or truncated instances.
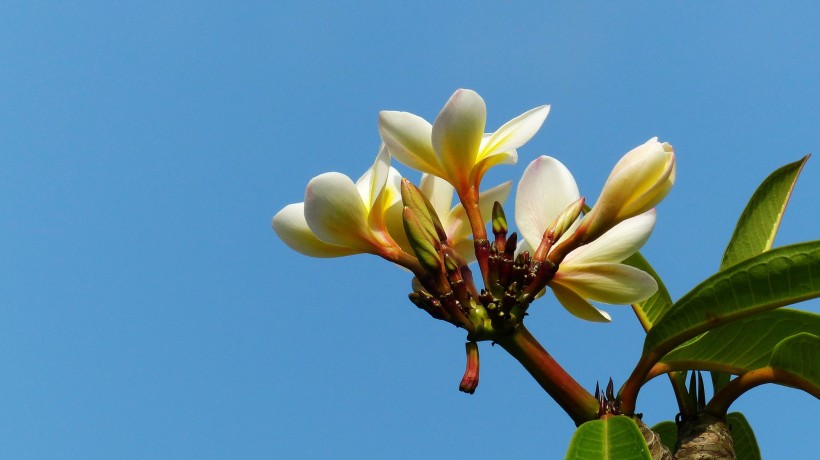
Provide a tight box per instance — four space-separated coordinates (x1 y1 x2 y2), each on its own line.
355 145 391 209
477 181 513 223
515 156 580 249
371 166 404 231
304 172 374 252
567 210 656 264
553 263 658 304
550 283 612 322
379 111 444 177
432 89 486 186
420 173 455 222
273 203 359 257
479 105 550 162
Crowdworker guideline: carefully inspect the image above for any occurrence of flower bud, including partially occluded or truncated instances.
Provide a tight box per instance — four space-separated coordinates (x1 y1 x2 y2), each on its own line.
402 207 442 273
459 341 480 394
401 178 447 242
579 138 675 242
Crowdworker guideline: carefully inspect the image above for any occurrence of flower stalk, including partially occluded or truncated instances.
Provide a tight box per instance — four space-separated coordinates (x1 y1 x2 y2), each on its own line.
496 325 599 425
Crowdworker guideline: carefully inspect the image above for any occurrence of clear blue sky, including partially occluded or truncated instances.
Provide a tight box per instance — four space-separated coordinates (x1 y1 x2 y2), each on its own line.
1 2 818 458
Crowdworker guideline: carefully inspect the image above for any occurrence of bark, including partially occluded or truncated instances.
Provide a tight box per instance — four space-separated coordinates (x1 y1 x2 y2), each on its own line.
634 417 673 460
674 413 735 460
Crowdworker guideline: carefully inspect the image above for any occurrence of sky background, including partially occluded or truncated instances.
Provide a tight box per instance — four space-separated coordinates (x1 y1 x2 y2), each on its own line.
1 1 818 459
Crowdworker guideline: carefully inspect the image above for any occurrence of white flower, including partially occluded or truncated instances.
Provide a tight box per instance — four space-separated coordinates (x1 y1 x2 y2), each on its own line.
273 146 404 258
579 138 675 241
515 156 658 322
379 89 549 196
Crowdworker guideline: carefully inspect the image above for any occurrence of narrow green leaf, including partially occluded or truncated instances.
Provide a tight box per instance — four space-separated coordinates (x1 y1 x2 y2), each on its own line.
721 155 809 270
726 412 761 460
624 252 674 330
565 416 652 460
644 241 820 357
714 156 809 392
649 420 677 452
769 332 820 391
660 309 820 374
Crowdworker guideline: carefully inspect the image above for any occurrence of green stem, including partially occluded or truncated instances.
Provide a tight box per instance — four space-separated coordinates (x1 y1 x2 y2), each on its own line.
496 325 599 425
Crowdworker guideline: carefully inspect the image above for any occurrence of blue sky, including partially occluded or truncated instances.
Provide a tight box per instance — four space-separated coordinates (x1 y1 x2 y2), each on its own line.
1 2 818 458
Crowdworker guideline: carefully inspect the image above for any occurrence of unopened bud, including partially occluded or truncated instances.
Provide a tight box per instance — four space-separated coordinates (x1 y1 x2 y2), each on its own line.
401 179 448 242
459 342 480 394
579 138 675 242
492 201 508 235
403 207 442 273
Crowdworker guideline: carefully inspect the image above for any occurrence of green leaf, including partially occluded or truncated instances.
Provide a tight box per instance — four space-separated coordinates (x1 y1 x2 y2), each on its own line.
623 252 674 330
769 332 820 391
713 156 809 392
644 241 820 357
565 416 652 460
660 309 820 374
649 420 677 452
721 155 809 270
726 412 761 460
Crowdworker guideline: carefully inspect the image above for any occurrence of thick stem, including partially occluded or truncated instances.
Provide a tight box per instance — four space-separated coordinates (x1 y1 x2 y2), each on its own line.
674 413 735 460
619 352 661 415
457 187 490 286
496 325 598 425
705 367 820 416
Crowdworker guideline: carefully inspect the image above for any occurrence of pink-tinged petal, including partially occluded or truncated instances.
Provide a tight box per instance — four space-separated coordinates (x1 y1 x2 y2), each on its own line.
566 210 656 264
554 263 658 304
479 105 550 162
379 111 444 177
515 156 580 250
550 283 612 322
273 203 359 257
420 173 455 221
432 89 486 187
304 172 374 252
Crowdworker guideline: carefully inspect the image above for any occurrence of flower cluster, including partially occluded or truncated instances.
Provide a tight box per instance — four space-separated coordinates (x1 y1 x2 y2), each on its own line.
273 89 676 331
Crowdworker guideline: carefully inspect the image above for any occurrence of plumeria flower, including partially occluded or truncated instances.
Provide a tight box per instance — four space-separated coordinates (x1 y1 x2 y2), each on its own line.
578 138 675 242
272 146 406 260
378 89 550 198
387 174 512 263
515 156 658 322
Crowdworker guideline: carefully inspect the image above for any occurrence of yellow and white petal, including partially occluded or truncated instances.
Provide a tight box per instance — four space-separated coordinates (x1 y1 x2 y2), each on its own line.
370 166 404 232
420 173 455 221
356 145 392 209
471 148 519 186
432 89 486 188
452 238 477 264
304 172 374 253
566 210 656 264
273 203 359 257
515 156 580 250
477 180 513 223
554 263 658 304
479 105 550 162
550 282 612 322
379 111 444 177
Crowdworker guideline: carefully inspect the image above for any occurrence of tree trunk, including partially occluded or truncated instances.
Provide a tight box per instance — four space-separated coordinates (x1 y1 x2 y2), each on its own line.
673 413 735 460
